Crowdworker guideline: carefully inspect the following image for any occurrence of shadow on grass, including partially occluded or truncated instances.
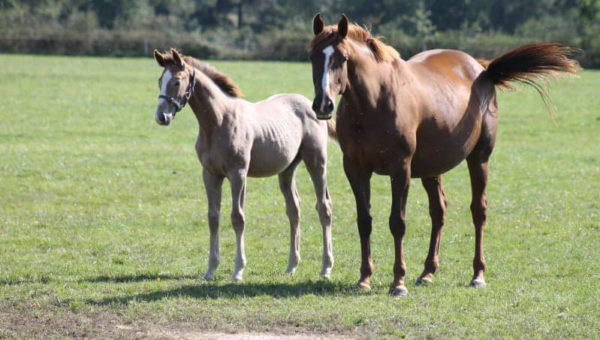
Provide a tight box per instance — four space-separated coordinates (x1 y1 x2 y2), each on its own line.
84 280 353 305
78 273 198 283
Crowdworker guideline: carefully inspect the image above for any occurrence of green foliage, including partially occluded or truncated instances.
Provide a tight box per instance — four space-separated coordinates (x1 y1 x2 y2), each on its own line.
0 0 599 66
0 54 598 338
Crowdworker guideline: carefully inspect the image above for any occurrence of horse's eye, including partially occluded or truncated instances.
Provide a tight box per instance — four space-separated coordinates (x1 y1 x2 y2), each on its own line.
174 80 181 87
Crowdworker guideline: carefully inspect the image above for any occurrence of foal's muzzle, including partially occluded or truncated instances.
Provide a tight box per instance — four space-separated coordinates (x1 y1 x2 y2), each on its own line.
156 111 174 126
312 95 334 120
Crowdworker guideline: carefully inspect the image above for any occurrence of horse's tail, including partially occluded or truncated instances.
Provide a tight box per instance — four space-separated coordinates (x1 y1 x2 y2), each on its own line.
327 119 337 141
481 43 579 108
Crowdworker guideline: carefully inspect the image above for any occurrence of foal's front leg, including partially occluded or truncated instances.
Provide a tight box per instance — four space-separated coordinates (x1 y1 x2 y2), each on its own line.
203 169 224 281
229 170 248 282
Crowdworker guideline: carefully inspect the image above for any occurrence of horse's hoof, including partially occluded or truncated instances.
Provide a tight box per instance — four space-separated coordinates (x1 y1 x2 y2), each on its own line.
415 277 433 286
320 268 332 280
389 285 409 297
203 271 216 281
470 278 486 287
353 281 371 292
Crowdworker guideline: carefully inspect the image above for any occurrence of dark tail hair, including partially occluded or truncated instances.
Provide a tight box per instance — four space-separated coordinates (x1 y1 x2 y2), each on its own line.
481 43 579 109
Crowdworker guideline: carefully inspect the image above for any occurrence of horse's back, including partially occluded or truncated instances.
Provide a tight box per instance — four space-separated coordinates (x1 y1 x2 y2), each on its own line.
406 49 496 177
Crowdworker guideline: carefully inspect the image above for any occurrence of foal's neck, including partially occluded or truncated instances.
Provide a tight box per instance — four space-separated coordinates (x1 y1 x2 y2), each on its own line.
188 67 233 130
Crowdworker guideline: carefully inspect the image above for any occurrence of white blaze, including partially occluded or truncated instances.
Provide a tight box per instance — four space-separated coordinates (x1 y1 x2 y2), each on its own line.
158 69 172 106
321 45 334 101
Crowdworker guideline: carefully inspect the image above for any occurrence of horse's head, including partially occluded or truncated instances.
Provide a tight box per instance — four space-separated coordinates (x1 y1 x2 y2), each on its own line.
309 14 350 120
153 48 196 126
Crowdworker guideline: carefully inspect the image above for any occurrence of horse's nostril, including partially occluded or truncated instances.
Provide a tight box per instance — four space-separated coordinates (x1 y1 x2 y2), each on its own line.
326 99 334 112
312 101 319 112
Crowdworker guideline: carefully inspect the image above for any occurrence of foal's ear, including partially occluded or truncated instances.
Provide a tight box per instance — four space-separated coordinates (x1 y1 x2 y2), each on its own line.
313 13 324 35
170 48 184 66
338 14 348 39
154 49 167 67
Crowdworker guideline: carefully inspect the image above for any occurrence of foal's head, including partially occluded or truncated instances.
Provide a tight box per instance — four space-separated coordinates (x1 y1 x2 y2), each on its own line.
153 48 196 126
309 13 400 120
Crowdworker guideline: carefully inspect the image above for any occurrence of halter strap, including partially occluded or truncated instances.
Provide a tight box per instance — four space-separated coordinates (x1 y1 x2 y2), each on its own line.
158 71 196 113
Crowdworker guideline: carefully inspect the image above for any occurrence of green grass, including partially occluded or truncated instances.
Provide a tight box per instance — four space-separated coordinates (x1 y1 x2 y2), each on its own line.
0 54 599 339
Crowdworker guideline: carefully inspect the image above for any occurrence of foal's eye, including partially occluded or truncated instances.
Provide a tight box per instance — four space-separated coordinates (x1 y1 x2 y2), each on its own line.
174 80 181 87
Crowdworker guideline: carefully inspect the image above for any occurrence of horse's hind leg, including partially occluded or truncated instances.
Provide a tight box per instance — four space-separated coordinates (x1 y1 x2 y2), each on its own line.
203 169 224 281
416 176 447 285
301 145 333 279
229 170 248 282
467 152 491 287
278 159 302 275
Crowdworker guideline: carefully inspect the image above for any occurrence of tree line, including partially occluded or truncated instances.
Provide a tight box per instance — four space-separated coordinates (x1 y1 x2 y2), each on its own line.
1 0 598 67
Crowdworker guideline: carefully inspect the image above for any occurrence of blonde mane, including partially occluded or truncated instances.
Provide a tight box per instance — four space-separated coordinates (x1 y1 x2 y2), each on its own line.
159 51 244 98
310 24 400 62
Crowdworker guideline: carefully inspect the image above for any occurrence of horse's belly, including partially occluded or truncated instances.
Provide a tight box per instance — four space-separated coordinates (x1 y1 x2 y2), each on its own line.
411 124 481 178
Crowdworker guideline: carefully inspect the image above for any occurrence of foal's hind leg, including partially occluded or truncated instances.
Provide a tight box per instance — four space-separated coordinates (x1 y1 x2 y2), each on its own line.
278 161 302 275
203 169 224 281
416 176 448 285
301 146 333 279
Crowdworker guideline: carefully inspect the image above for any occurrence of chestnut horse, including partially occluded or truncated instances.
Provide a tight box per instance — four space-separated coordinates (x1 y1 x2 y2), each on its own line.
309 14 578 296
153 49 335 281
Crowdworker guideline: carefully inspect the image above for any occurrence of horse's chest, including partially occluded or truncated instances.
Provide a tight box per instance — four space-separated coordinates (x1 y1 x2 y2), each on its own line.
338 119 412 174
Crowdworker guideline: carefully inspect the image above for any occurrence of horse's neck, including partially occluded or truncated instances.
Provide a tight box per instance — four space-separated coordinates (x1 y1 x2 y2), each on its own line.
344 56 408 116
188 69 232 131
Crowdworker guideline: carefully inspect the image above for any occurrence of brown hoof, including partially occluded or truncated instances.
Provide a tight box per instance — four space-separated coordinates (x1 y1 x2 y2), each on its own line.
353 281 371 291
389 285 408 297
415 276 433 286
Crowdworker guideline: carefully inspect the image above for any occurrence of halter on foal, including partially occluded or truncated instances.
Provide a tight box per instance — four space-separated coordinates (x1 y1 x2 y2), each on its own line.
154 48 335 281
309 14 578 296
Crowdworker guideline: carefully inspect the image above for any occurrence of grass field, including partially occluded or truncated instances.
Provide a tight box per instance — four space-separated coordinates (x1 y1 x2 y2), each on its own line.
0 54 598 339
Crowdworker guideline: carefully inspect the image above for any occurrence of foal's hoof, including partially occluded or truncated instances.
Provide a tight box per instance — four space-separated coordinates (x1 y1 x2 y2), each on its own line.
285 266 298 275
231 272 244 282
389 285 409 297
353 281 371 292
470 278 486 288
320 268 332 280
203 271 216 281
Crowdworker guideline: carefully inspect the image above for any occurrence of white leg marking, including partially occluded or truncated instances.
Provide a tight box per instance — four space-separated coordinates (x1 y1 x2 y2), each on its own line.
321 45 335 101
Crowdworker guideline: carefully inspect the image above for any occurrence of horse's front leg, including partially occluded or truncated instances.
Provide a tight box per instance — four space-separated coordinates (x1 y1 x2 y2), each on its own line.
343 157 373 290
389 162 411 296
203 169 224 281
229 169 248 282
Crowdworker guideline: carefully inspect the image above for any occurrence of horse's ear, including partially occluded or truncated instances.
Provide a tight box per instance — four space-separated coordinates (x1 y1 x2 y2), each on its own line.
313 13 324 35
154 49 166 67
171 48 184 66
338 14 348 39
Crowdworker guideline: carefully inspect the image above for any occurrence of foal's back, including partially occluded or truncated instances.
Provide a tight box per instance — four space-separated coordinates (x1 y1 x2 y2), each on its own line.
245 94 326 177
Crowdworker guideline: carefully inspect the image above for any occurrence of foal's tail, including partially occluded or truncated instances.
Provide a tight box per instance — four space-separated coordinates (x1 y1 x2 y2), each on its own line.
327 119 338 141
480 43 579 108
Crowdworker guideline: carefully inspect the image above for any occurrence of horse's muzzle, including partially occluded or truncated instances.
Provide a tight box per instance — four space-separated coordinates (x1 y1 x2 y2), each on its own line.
312 96 334 120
